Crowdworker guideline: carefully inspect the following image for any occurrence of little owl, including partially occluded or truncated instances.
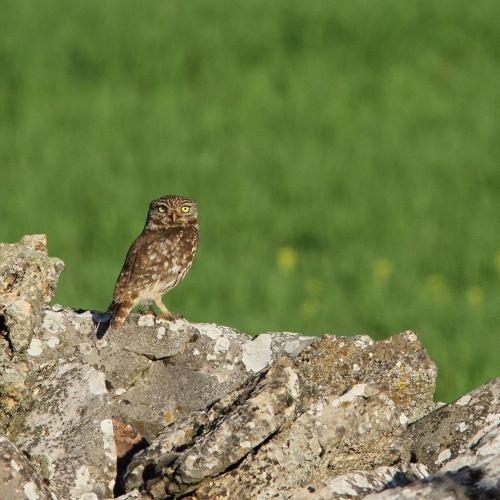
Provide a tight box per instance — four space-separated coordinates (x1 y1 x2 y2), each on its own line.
108 195 199 328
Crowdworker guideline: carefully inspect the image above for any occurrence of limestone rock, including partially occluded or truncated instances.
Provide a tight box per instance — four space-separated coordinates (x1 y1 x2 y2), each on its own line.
410 376 500 472
0 234 64 354
289 464 429 499
0 235 64 430
98 316 313 440
0 435 54 500
0 361 28 429
3 234 496 500
125 357 300 495
366 422 500 499
296 332 437 422
438 421 500 498
365 479 469 499
10 307 116 499
195 384 409 499
171 357 299 493
115 490 150 499
124 331 437 498
123 381 251 493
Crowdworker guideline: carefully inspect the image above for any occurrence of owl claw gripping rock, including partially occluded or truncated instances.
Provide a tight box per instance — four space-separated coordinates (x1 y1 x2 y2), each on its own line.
108 195 199 329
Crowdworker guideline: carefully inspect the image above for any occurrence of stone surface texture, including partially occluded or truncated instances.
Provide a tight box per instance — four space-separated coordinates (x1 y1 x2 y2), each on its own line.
193 384 408 499
9 306 117 499
366 422 500 499
99 318 313 441
409 376 500 472
0 234 64 353
0 235 64 431
289 464 429 499
0 235 498 499
0 435 55 500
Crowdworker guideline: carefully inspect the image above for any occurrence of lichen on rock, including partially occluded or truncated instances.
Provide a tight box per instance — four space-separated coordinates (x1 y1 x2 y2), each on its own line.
0 435 55 500
1 235 64 431
0 235 498 500
0 234 64 354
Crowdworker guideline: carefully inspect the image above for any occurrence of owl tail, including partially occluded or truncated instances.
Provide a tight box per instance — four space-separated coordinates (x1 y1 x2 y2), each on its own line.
107 299 132 328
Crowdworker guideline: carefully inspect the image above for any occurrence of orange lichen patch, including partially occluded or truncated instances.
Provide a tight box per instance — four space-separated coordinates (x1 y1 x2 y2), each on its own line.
1 396 18 410
395 378 407 391
163 410 175 423
112 417 142 458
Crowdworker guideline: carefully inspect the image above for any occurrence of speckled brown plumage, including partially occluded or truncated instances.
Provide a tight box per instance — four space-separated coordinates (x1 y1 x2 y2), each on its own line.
108 195 199 327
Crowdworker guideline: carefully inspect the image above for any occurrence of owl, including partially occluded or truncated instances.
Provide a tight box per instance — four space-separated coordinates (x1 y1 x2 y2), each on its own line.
108 195 199 328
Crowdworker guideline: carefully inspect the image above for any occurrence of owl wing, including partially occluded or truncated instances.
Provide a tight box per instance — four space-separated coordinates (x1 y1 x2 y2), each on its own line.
112 228 177 303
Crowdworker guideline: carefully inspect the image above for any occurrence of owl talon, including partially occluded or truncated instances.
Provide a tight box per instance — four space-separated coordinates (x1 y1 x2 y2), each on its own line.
157 312 182 322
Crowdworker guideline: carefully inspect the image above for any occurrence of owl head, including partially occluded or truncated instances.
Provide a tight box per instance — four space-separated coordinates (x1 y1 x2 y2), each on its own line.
145 195 198 230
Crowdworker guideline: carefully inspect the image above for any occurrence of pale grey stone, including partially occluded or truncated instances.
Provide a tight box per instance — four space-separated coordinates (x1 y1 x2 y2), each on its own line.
97 316 314 440
366 423 500 499
196 384 410 499
10 306 116 499
0 435 55 500
0 235 64 431
289 464 429 499
295 332 437 422
0 234 63 354
4 234 497 500
171 357 299 492
123 329 437 498
125 357 300 495
114 489 150 499
410 376 500 472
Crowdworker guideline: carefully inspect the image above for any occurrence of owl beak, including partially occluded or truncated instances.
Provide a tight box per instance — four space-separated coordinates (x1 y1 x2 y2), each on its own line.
170 212 178 223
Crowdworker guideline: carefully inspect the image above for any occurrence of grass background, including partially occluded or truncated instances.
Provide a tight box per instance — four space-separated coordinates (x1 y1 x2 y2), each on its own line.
1 0 499 401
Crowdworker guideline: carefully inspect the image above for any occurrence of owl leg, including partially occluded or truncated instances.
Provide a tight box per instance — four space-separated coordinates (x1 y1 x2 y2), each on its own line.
109 300 134 328
144 302 155 315
154 297 182 321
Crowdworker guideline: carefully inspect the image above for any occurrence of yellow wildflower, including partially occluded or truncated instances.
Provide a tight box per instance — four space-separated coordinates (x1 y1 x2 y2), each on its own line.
466 286 484 306
494 250 500 274
305 278 322 294
372 258 392 282
424 274 448 297
300 299 319 319
277 246 298 271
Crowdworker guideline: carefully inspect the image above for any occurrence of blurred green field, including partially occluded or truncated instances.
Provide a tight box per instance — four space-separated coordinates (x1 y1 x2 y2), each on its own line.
1 0 499 402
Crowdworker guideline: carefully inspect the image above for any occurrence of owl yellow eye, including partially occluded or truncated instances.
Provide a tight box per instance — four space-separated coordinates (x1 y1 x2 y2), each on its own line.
181 206 190 213
158 206 166 213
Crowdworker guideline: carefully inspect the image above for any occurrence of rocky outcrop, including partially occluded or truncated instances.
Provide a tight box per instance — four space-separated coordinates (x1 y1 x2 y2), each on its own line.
409 376 500 472
11 307 116 499
0 235 498 499
0 234 64 354
0 435 54 500
98 318 313 441
289 464 429 499
135 330 436 499
366 421 500 499
191 384 408 499
0 235 64 431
